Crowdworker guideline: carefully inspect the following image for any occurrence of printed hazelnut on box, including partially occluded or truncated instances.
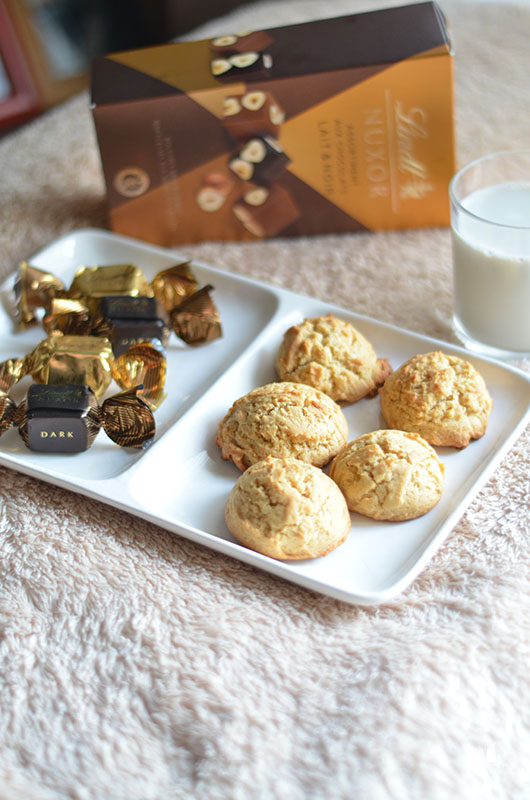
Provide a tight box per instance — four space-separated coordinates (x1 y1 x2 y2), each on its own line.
91 2 455 245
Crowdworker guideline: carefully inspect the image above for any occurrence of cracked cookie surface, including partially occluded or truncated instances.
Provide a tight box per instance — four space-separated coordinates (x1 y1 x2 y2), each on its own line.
216 381 348 471
225 456 351 559
330 429 444 521
379 351 492 448
275 314 392 403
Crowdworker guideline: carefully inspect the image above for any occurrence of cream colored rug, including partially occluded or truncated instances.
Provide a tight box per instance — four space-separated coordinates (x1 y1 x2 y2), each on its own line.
1 1 530 798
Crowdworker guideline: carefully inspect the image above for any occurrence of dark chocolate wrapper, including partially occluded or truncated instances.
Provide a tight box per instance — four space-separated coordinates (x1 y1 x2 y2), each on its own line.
99 295 170 357
169 284 222 345
19 384 101 453
13 383 155 452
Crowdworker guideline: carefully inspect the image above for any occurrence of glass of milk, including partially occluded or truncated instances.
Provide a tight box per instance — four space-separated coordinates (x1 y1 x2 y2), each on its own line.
450 150 530 358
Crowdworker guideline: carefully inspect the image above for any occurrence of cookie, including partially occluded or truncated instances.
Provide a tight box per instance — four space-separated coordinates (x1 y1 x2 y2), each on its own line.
330 429 444 521
225 456 351 559
379 351 492 448
275 314 392 403
216 381 348 471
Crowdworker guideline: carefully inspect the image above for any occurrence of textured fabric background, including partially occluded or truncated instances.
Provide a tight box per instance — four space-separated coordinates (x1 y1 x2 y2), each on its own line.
1 1 530 798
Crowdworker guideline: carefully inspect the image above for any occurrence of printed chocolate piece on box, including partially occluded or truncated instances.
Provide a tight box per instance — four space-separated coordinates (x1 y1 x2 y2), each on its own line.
229 136 290 185
210 31 274 54
233 184 301 237
210 52 273 80
222 91 285 142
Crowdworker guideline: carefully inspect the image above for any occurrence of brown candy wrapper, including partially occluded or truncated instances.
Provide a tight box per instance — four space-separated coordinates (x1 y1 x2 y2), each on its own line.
12 383 155 452
100 386 155 448
0 394 18 437
169 284 222 345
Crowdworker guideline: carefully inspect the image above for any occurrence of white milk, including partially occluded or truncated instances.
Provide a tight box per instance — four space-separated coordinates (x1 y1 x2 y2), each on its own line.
452 181 530 352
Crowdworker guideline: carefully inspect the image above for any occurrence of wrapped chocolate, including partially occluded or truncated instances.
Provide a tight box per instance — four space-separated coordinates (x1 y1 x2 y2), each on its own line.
170 284 222 345
13 383 155 452
68 263 153 312
23 335 114 398
150 262 198 313
98 296 169 356
13 260 222 349
14 262 66 327
1 335 167 410
42 298 94 337
111 343 166 410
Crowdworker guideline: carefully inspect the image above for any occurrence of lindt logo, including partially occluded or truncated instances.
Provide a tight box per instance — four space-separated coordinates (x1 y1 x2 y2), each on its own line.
363 103 433 204
394 102 433 200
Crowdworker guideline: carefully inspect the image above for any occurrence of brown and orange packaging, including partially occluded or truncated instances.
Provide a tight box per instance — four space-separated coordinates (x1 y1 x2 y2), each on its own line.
90 1 455 246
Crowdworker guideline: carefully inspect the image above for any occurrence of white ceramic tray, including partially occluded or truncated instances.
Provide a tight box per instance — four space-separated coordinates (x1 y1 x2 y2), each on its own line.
2 228 530 605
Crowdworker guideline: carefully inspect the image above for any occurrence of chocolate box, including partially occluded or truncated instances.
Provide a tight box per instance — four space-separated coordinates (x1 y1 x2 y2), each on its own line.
91 2 455 245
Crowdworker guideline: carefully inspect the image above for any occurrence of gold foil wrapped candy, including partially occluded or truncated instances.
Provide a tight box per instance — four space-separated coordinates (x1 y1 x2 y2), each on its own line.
42 298 94 337
0 357 25 395
151 262 198 312
111 343 166 411
14 261 66 327
23 335 114 398
0 334 167 412
14 260 222 349
68 263 153 308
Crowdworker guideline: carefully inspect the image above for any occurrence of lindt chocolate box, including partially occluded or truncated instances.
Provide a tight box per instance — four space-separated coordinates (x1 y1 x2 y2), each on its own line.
91 1 455 245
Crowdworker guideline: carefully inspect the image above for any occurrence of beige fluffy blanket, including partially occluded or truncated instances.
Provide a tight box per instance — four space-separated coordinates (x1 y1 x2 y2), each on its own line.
1 1 530 797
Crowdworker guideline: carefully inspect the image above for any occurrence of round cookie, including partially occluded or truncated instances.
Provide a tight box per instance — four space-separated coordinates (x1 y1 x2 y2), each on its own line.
379 351 492 449
330 429 444 521
275 314 392 403
216 381 348 471
225 456 351 559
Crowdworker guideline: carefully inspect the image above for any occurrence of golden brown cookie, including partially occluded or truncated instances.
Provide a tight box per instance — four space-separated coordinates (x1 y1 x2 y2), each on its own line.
225 456 351 559
330 429 444 521
379 351 492 448
275 314 392 403
216 381 348 471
